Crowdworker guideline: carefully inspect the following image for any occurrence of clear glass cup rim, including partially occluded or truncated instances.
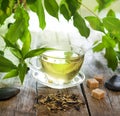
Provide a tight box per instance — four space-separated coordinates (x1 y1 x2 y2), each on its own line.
41 49 84 60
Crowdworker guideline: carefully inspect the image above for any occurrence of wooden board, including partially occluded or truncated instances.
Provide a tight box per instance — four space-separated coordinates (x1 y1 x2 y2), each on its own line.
82 51 120 116
0 71 36 116
36 84 89 116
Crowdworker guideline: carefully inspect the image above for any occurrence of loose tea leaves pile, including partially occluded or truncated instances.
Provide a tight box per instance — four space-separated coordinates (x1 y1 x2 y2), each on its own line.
34 93 85 112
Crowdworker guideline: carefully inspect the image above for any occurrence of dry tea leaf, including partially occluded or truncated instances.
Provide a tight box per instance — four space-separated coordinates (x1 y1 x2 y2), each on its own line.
34 92 85 112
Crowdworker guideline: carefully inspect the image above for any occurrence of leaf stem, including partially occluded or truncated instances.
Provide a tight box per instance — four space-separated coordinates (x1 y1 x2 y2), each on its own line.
78 1 99 18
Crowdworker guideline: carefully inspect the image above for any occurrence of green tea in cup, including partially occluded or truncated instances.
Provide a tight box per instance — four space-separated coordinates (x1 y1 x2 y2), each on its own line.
40 49 84 84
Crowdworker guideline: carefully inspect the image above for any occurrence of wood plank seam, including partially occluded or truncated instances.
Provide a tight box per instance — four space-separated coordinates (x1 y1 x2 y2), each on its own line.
80 83 91 116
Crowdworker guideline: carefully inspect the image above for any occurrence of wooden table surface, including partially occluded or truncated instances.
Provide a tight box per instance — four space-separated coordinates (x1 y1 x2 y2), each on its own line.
0 50 120 116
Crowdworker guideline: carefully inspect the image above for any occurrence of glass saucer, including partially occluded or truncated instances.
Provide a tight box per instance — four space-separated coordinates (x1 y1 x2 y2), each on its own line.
31 70 85 89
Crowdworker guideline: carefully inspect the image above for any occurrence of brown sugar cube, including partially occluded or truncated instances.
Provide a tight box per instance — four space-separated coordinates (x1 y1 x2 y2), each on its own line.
87 79 99 89
91 88 105 100
94 75 104 84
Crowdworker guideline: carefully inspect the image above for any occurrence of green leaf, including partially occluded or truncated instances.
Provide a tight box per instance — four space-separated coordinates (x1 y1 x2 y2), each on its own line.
18 62 27 84
93 35 116 52
85 16 104 32
44 0 59 19
105 47 118 70
96 0 116 12
65 0 81 16
116 51 120 61
103 17 120 35
118 42 120 51
20 29 31 42
73 12 90 38
1 0 9 11
0 50 4 55
3 69 18 79
5 6 29 44
29 0 46 29
26 0 37 4
60 0 71 21
4 39 21 54
24 48 54 59
0 0 14 24
3 37 17 48
10 48 22 59
93 43 104 52
107 9 116 17
102 35 116 48
0 10 7 25
0 55 17 72
21 30 31 57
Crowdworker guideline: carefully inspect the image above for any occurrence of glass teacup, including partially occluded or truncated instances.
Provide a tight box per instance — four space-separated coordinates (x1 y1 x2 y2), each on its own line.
39 47 84 84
